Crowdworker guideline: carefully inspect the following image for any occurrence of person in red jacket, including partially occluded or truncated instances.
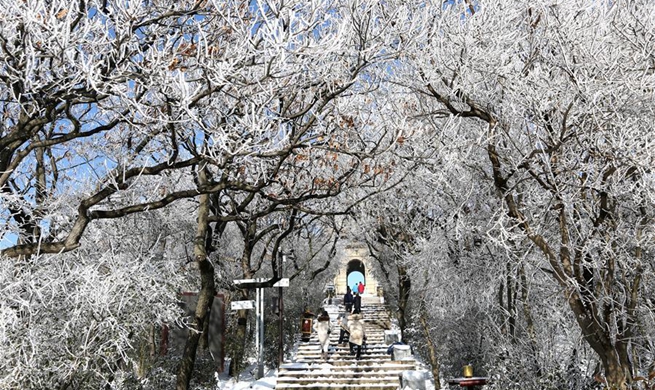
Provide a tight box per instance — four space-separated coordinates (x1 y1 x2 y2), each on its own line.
357 281 365 294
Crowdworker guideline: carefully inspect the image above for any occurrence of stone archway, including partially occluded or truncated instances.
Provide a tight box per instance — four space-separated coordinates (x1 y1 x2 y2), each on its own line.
346 259 365 293
333 242 379 295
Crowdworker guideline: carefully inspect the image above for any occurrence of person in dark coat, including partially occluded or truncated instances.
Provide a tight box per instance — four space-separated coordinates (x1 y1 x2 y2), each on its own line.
343 287 354 313
353 292 362 314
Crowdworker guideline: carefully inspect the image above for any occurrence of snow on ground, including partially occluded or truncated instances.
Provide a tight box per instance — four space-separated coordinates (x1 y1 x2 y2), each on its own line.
214 364 277 390
208 362 440 390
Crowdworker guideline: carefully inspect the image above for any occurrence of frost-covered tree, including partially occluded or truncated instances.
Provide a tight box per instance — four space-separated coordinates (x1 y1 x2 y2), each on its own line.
393 1 655 388
0 210 187 389
0 0 399 256
2 0 406 388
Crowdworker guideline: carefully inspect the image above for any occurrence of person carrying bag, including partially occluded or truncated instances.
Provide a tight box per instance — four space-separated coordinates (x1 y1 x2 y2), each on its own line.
337 312 350 347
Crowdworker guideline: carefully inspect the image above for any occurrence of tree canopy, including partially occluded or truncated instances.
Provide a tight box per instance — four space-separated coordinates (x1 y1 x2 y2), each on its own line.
1 1 654 389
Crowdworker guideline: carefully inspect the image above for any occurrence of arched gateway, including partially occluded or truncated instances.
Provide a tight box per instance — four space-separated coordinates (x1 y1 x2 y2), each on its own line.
346 259 366 292
333 242 379 295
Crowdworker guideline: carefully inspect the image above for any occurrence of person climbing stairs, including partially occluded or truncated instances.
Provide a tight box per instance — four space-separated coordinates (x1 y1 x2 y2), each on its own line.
276 296 418 390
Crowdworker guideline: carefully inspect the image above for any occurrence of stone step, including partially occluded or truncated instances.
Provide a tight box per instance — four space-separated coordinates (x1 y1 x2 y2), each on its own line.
297 345 389 352
305 330 386 334
276 384 398 390
296 351 391 361
304 330 387 335
305 330 387 335
297 348 391 353
329 305 381 311
302 334 386 339
277 298 409 390
300 339 386 345
292 359 393 365
304 329 385 333
296 352 391 363
298 346 386 351
300 342 386 348
301 339 387 345
296 351 390 357
291 359 414 367
276 377 400 385
278 370 408 378
303 331 386 336
294 357 395 364
329 318 389 323
303 332 386 337
279 362 416 373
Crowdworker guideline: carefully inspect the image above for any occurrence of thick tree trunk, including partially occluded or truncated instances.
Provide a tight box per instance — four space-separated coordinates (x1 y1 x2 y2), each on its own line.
519 264 542 376
397 264 411 336
563 281 634 389
229 244 255 377
176 272 214 390
176 318 201 390
418 305 441 390
600 348 629 390
176 165 215 390
228 309 249 378
485 134 637 389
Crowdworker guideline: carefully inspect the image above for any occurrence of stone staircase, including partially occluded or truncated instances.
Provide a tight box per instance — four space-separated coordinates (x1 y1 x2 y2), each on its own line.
276 296 416 390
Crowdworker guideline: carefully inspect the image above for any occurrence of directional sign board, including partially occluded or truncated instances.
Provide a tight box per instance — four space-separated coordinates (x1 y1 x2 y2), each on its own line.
272 278 289 287
233 278 260 285
233 278 289 287
231 300 256 310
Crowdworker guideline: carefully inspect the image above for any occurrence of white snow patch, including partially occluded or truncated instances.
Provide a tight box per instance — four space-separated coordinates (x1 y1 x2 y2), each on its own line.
280 363 309 370
214 366 278 390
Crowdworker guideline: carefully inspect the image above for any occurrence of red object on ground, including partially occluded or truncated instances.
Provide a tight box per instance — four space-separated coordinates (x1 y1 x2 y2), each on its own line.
447 377 489 387
301 318 313 339
459 378 487 386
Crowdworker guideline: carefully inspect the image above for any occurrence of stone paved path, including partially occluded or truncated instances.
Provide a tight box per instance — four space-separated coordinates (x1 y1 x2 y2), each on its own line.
276 296 416 390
